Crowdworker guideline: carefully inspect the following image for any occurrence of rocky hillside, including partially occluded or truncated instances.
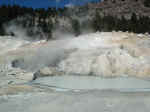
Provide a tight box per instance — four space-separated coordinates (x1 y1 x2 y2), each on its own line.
88 0 150 18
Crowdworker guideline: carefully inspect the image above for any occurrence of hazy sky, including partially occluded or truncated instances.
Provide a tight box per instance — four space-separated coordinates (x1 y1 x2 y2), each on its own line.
0 0 100 8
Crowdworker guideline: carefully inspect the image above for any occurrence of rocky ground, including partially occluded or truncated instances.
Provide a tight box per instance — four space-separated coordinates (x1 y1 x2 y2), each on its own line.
89 0 150 18
1 90 150 112
1 32 150 111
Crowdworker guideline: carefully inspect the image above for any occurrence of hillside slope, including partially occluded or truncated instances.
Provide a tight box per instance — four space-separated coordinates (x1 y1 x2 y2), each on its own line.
89 0 150 18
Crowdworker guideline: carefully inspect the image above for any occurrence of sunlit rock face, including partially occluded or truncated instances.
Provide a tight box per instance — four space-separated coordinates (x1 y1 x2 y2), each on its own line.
1 32 150 84
58 32 150 78
33 67 63 80
59 47 150 78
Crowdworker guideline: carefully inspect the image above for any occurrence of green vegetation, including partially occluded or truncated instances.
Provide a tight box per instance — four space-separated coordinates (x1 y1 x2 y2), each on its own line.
144 0 150 7
92 12 150 33
0 5 61 40
71 19 81 36
0 26 5 35
1 4 150 38
92 11 102 31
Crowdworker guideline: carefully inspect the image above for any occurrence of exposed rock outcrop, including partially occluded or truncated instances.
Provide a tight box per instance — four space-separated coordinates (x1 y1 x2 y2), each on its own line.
33 67 63 80
88 0 150 18
58 32 150 78
0 66 34 86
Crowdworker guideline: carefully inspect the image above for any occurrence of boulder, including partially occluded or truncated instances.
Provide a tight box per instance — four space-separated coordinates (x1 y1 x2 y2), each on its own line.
33 67 63 80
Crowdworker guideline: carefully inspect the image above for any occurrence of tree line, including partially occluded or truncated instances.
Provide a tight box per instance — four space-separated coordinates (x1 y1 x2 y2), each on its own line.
1 4 150 39
92 11 150 34
0 5 67 40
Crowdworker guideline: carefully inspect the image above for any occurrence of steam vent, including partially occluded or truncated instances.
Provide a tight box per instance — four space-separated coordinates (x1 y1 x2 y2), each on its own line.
1 0 150 111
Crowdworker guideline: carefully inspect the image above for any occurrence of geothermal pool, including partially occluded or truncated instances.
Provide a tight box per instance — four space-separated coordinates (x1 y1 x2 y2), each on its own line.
32 76 150 92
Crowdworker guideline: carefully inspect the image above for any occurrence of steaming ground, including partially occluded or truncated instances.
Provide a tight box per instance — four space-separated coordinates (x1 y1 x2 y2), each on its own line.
1 31 150 84
1 32 150 111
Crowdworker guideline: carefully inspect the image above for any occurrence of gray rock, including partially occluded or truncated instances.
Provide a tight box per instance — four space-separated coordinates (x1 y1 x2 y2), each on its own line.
7 68 34 84
33 67 63 80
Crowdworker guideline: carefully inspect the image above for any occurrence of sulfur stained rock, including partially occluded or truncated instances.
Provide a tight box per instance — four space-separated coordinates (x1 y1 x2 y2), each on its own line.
0 85 42 95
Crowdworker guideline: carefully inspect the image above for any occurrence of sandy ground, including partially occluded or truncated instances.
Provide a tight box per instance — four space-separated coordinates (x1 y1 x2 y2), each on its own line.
0 90 150 112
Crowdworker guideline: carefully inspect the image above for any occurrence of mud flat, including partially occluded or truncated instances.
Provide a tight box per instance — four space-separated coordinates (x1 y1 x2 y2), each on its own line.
32 76 150 91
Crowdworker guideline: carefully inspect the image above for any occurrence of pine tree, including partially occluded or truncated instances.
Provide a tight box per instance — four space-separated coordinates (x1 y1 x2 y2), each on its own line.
46 19 53 41
144 0 150 7
71 19 81 36
92 11 102 31
130 13 138 32
0 25 5 35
